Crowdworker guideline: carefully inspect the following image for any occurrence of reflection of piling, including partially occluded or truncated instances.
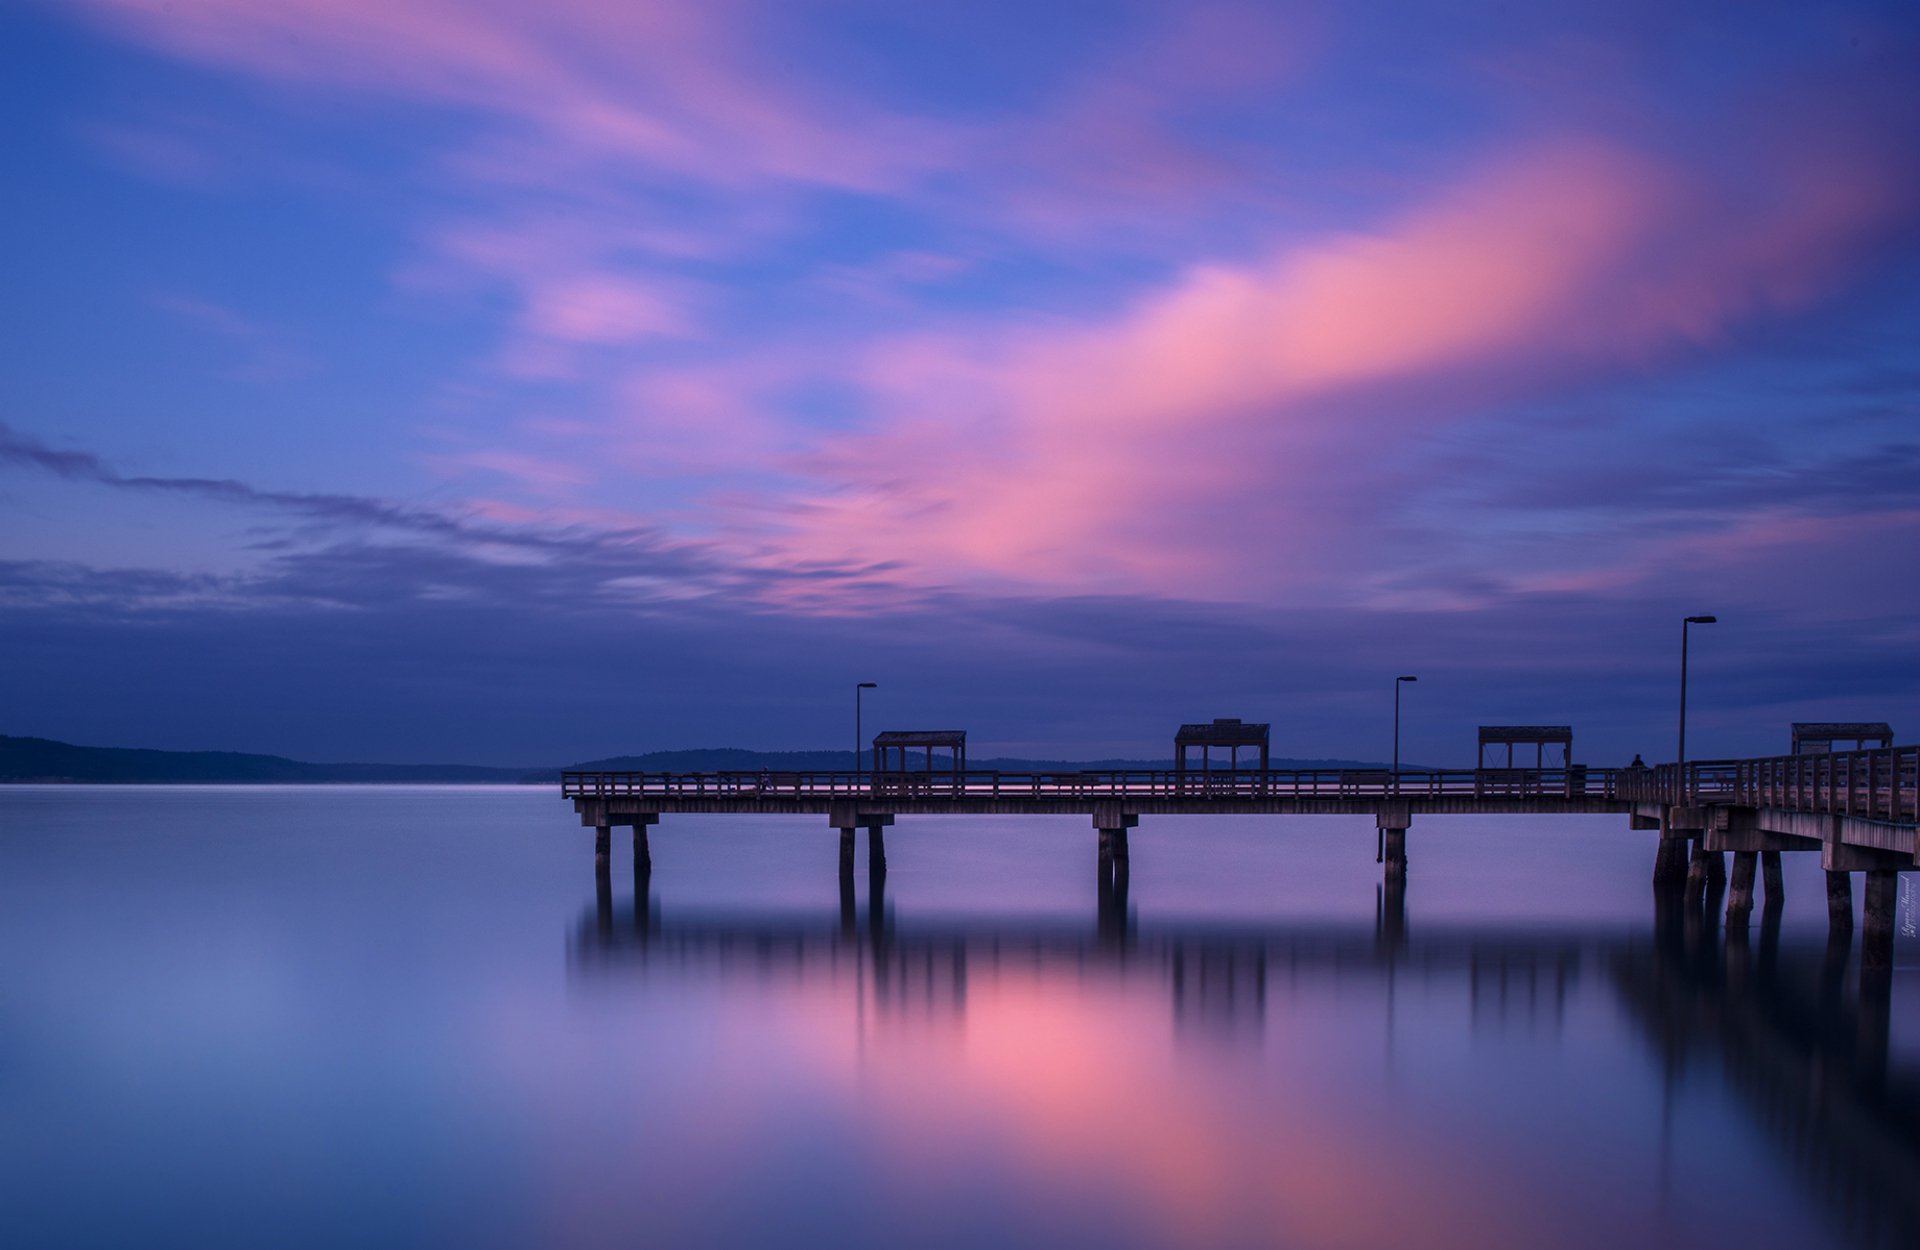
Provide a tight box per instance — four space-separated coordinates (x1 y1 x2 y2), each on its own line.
1375 878 1407 954
1862 870 1897 990
1757 898 1782 980
1098 859 1132 950
1615 900 1920 1247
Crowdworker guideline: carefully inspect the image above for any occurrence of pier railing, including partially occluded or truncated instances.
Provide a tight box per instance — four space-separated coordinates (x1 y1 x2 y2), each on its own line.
561 765 1620 802
1624 745 1918 824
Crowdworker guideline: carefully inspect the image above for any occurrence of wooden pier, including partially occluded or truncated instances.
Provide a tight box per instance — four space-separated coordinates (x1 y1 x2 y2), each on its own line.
563 742 1918 968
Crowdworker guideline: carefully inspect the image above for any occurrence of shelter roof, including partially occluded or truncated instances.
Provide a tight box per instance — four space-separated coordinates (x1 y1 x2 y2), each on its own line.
872 730 967 747
1477 726 1573 744
1791 722 1892 743
1175 718 1270 746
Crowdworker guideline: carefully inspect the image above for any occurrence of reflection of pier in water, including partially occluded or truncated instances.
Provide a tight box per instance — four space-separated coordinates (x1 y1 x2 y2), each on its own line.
1615 895 1920 1249
574 878 1917 1247
574 876 1582 1042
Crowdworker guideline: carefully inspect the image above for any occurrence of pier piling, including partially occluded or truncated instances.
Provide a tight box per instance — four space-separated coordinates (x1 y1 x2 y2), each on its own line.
1653 832 1690 888
1727 851 1757 926
1825 870 1854 936
1761 851 1784 906
1093 806 1139 894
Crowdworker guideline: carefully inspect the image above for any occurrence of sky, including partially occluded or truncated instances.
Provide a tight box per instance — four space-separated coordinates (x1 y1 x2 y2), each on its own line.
2 0 1917 767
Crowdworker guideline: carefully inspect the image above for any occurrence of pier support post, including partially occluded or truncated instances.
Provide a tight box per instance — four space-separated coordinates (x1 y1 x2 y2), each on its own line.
1862 869 1897 975
1761 851 1784 907
1092 806 1139 898
594 824 611 876
1726 851 1757 927
1377 805 1410 883
1381 827 1407 881
1652 832 1690 888
827 803 893 882
1825 870 1854 936
1685 842 1722 906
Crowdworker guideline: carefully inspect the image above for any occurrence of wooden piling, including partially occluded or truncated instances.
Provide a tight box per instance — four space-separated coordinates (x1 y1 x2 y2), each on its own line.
1760 851 1784 907
1726 851 1756 926
594 824 611 876
1685 841 1714 906
1825 870 1854 935
632 826 652 877
839 827 855 880
1382 827 1408 883
1652 833 1690 888
868 823 887 880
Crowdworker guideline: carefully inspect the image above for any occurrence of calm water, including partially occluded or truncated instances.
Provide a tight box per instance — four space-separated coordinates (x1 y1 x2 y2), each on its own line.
2 787 1916 1250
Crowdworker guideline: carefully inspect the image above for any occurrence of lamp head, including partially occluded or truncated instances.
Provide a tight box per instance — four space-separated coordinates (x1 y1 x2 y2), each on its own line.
857 682 878 689
1397 675 1418 683
1684 615 1717 625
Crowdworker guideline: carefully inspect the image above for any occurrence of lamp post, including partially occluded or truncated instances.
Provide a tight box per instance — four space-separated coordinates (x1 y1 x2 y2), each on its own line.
855 682 877 782
1393 675 1418 794
1678 616 1716 800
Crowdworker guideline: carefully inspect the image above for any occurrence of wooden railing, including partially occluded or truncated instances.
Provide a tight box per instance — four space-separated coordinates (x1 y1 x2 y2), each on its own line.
561 765 1621 802
1620 745 1918 824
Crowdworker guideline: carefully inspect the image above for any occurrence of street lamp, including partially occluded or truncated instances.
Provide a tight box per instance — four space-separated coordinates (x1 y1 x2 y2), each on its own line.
855 682 877 781
1678 616 1717 793
1393 675 1418 793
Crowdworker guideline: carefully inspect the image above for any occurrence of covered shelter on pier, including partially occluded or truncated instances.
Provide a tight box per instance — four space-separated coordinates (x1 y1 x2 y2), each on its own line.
873 729 967 773
1477 726 1573 769
1175 718 1270 772
1790 722 1893 755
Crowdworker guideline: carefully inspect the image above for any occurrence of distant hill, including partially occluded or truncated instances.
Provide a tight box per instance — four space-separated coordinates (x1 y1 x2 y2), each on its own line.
0 735 529 784
1 734 1391 785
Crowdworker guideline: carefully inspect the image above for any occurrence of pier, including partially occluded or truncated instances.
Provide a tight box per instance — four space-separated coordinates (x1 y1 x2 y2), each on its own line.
563 739 1918 968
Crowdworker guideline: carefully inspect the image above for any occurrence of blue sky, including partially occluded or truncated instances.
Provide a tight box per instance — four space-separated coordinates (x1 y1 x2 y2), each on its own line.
2 0 1916 765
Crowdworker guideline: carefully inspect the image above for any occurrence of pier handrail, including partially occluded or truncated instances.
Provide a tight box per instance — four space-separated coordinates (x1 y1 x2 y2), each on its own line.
560 764 1620 802
561 744 1916 824
1621 743 1917 823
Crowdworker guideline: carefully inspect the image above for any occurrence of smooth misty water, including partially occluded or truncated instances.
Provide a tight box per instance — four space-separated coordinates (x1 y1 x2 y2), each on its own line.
2 788 1915 1250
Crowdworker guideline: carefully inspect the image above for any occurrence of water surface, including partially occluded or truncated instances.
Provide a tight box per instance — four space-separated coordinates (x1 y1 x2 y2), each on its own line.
2 787 1915 1249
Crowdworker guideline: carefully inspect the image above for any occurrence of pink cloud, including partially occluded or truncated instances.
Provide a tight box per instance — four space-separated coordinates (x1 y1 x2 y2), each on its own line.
750 131 1915 600
70 0 956 193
